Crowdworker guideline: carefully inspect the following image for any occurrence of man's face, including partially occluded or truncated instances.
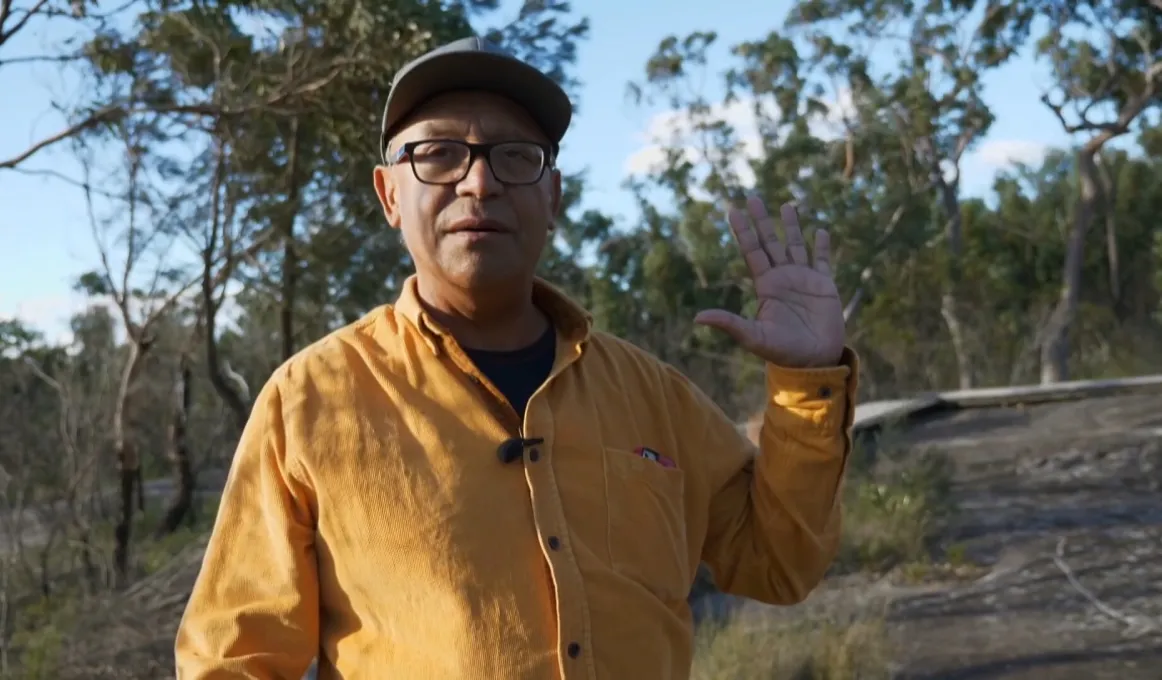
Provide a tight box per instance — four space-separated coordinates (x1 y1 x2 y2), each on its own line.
374 91 562 291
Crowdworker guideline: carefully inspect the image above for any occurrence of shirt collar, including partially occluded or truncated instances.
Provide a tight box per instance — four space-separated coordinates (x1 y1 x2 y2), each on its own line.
392 274 593 354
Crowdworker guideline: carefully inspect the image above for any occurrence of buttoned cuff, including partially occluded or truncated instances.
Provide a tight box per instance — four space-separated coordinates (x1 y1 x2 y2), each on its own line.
764 347 859 435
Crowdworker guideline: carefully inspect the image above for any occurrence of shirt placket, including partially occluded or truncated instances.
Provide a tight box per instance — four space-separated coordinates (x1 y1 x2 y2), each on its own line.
441 334 597 680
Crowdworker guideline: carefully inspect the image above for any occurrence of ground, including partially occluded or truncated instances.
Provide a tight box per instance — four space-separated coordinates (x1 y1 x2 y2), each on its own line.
718 391 1162 679
888 392 1162 679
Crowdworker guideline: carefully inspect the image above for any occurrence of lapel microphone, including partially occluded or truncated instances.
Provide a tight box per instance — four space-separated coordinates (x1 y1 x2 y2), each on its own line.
497 437 545 464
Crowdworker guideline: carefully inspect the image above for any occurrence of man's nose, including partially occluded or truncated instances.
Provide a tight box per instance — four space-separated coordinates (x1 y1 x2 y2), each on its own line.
456 155 503 199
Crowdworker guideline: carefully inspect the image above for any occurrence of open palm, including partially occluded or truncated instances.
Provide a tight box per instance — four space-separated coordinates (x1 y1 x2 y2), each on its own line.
695 196 845 368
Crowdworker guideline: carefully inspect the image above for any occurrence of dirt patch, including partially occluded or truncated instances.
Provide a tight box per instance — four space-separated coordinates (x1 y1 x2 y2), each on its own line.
698 393 1162 678
886 393 1162 679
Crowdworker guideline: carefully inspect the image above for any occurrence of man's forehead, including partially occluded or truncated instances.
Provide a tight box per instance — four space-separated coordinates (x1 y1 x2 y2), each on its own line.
396 91 548 142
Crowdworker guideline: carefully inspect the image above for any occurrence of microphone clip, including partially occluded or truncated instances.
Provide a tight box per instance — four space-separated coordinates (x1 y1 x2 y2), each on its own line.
497 436 545 464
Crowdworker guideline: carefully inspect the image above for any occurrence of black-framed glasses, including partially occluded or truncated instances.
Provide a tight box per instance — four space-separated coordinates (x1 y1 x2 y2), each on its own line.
387 139 553 186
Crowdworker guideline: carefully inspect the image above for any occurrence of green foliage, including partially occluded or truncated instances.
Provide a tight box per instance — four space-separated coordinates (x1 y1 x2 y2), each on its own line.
837 450 954 572
9 597 70 680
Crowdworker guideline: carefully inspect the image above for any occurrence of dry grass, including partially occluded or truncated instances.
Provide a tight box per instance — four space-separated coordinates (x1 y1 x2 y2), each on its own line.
4 495 216 680
28 536 208 680
691 598 894 680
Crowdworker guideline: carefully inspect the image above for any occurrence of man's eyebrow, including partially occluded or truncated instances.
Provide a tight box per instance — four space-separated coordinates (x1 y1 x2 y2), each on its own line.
410 122 466 137
410 122 541 141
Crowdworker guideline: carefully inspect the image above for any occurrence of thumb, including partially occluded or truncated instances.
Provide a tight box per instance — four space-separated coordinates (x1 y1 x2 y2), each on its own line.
694 309 756 348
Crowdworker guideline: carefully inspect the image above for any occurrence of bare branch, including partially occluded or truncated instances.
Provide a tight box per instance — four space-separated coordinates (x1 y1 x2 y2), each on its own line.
1053 537 1160 638
0 106 122 170
0 50 84 66
8 165 120 198
0 0 51 46
0 49 368 171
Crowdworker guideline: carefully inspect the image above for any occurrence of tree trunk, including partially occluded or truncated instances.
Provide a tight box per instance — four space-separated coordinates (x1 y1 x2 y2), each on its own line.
1040 145 1102 384
843 281 868 325
937 179 973 389
843 205 906 326
279 117 304 363
205 313 250 432
78 527 97 592
156 354 196 537
1038 48 1160 382
112 338 149 585
1096 153 1120 307
201 135 251 432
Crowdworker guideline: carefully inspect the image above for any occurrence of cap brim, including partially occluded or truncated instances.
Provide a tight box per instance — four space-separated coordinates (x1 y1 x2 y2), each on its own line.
380 51 572 160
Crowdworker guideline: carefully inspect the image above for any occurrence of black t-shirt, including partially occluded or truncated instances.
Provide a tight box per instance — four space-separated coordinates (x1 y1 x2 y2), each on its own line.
463 326 556 419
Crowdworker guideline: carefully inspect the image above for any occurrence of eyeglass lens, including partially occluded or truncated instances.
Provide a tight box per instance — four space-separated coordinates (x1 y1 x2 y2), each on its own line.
410 141 545 184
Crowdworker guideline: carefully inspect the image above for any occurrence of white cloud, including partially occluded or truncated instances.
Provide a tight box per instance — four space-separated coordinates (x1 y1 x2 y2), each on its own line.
973 139 1050 169
0 292 93 344
623 90 857 193
623 96 1050 203
955 139 1052 196
623 98 770 184
1 283 250 349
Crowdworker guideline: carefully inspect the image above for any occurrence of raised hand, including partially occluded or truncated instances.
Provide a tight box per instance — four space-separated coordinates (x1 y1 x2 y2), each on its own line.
694 196 845 368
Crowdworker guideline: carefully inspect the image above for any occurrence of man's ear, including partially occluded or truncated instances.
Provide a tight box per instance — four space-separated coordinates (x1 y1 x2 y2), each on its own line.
373 166 402 229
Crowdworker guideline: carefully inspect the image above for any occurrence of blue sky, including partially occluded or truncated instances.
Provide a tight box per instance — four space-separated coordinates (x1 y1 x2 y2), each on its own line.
0 0 1080 340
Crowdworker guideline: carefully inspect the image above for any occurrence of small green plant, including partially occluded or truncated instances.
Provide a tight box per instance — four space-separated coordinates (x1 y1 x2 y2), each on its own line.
944 542 969 566
836 445 955 574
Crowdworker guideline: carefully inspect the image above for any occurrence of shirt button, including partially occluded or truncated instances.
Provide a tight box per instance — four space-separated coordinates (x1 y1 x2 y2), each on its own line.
818 386 832 398
529 448 540 462
547 535 561 551
567 642 581 658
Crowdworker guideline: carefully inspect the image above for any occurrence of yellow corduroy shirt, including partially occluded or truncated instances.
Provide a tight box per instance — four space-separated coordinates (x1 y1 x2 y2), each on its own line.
175 275 859 680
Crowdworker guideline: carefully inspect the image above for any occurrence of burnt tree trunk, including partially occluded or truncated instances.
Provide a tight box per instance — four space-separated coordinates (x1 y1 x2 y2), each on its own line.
112 338 149 585
156 354 196 537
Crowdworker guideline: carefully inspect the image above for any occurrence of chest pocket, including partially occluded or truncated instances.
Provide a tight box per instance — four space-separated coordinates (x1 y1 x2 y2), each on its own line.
603 446 690 602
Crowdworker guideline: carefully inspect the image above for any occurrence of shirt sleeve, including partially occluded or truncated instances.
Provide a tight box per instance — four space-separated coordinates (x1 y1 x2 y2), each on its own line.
175 371 319 679
690 347 858 605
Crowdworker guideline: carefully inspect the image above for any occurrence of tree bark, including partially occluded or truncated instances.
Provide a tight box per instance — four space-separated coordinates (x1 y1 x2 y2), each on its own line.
1096 152 1120 307
156 354 196 537
279 117 304 363
1040 144 1103 383
936 178 973 389
112 335 150 585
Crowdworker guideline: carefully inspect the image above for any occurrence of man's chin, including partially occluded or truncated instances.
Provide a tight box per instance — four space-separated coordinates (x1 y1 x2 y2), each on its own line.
441 258 533 290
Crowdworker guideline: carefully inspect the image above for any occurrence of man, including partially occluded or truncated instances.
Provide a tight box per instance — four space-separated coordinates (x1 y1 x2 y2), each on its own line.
175 36 858 680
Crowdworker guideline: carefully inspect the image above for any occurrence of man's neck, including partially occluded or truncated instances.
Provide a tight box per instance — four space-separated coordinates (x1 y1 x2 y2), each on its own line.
416 275 550 351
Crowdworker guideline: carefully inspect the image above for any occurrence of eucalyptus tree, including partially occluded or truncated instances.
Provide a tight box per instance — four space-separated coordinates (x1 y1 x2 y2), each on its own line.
1032 0 1162 382
787 0 1034 388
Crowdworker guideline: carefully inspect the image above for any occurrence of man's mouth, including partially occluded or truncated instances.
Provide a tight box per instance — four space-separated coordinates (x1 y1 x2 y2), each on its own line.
447 217 508 234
